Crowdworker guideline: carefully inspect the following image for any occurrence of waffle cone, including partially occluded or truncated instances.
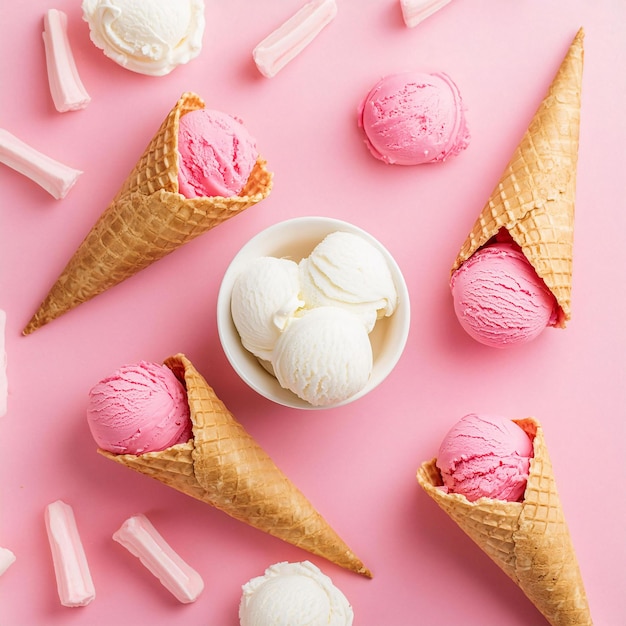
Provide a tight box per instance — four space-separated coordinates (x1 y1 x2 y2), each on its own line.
417 417 591 626
23 93 273 335
99 353 371 578
452 29 584 327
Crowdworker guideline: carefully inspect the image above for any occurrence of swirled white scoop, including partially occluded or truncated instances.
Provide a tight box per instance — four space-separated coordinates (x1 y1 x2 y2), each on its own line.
82 0 205 76
299 231 398 332
231 257 304 362
239 561 354 626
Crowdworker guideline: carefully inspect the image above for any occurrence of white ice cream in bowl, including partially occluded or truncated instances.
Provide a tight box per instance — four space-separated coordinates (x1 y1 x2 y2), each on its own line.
217 216 410 409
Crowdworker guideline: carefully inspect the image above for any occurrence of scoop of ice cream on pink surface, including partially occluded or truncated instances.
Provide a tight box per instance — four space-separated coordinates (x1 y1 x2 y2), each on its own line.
177 108 258 198
357 71 470 165
436 413 534 502
450 243 558 348
87 361 192 455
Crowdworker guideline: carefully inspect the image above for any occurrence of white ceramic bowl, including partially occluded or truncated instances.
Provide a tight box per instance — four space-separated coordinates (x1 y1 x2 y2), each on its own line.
217 217 411 409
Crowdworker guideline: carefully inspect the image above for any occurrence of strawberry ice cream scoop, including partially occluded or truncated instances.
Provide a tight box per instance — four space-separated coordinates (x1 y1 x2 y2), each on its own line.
357 71 470 165
177 108 258 198
436 414 534 502
87 361 192 455
450 243 558 348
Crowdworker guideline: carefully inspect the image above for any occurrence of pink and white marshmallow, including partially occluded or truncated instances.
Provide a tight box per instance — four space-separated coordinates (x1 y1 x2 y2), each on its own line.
45 500 96 607
113 514 204 604
253 0 337 78
43 10 91 112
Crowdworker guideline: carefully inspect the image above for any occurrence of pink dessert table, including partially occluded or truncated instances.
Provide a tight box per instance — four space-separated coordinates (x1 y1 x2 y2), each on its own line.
1 1 624 624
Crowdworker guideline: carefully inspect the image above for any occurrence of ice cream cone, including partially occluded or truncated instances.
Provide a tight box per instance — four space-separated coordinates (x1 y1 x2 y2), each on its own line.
417 417 591 626
23 92 273 335
99 353 371 578
452 29 584 327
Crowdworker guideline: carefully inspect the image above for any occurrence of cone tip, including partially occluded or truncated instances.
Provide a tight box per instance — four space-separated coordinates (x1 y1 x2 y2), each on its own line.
22 318 39 336
178 91 205 108
571 27 585 51
22 307 54 335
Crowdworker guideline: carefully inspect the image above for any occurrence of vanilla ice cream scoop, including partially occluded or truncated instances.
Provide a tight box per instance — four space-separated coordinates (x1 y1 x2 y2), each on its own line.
299 231 398 332
273 307 373 407
239 561 354 626
82 0 205 76
231 257 304 362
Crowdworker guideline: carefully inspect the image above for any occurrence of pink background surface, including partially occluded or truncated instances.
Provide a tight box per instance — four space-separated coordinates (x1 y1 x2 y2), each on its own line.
1 1 625 624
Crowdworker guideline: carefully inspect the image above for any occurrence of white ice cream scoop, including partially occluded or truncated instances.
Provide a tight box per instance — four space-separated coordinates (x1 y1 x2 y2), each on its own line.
239 561 353 626
299 231 398 332
82 0 205 76
231 256 304 362
272 307 373 407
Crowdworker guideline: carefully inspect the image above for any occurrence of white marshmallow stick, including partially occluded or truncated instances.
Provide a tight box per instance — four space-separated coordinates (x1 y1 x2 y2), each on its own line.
400 0 452 28
113 515 204 604
253 0 337 78
43 9 91 112
0 547 16 576
0 310 6 417
45 501 96 607
0 129 82 199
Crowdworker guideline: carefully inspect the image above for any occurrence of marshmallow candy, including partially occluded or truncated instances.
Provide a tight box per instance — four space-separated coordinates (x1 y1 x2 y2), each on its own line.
43 9 91 112
0 547 16 576
253 0 337 78
400 0 452 28
45 500 95 607
0 129 82 199
113 514 204 604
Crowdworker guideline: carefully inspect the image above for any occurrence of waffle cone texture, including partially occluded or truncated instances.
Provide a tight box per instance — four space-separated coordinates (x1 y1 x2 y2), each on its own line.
23 92 273 335
99 353 371 578
452 29 584 327
417 417 591 626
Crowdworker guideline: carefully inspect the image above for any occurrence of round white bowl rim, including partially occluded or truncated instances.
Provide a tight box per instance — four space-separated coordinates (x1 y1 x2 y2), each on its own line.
216 216 411 410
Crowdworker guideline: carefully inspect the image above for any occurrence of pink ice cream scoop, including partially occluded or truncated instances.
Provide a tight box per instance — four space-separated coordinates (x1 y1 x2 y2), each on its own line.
87 361 192 455
436 413 534 502
450 243 558 348
357 71 470 165
177 108 258 198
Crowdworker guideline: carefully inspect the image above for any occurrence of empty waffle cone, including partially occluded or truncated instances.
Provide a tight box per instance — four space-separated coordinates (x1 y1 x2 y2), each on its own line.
452 29 584 327
99 353 371 578
417 417 591 626
23 92 273 335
